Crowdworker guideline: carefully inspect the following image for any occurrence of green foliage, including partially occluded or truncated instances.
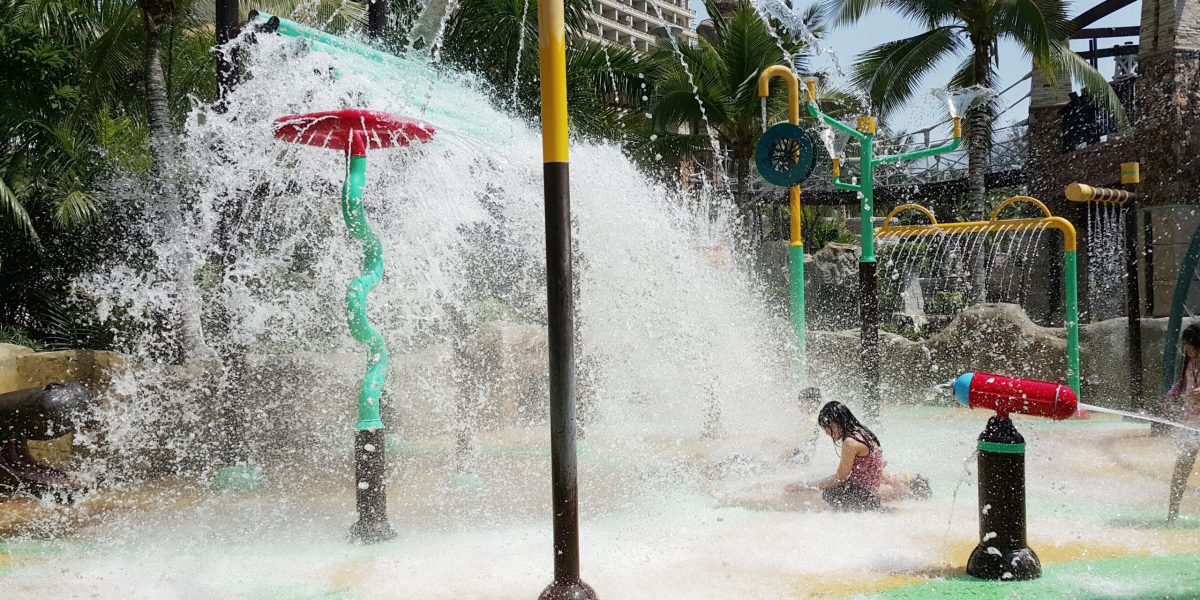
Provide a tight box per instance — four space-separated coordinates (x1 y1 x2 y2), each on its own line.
0 325 44 350
926 290 966 315
801 207 853 252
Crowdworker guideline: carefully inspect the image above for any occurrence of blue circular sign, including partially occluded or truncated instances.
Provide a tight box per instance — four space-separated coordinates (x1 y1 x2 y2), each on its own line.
755 123 817 187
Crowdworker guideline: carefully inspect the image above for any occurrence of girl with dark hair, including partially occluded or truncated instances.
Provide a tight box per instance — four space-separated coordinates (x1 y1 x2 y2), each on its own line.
786 401 884 511
1166 323 1200 522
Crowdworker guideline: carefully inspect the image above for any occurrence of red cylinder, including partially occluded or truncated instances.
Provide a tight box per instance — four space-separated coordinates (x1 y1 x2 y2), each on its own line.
953 372 1077 420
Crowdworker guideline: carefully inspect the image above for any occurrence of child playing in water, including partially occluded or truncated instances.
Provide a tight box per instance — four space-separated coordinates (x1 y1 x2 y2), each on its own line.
1166 323 1200 523
785 401 885 511
782 387 824 464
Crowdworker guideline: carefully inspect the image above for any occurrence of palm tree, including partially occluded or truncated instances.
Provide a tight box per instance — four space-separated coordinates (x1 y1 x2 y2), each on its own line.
832 0 1121 229
642 0 826 234
439 0 650 140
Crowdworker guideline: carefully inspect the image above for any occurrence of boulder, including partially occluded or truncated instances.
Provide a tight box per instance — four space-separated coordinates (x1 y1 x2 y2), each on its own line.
805 243 861 330
810 304 1072 405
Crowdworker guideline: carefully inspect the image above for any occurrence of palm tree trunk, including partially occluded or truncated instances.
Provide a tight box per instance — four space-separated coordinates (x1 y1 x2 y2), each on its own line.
142 3 173 167
967 106 989 302
142 1 212 363
965 44 991 304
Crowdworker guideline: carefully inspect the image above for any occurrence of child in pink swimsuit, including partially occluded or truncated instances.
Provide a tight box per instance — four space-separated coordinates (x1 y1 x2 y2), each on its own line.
801 401 885 511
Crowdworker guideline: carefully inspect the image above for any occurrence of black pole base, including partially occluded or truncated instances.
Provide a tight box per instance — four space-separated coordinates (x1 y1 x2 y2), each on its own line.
966 545 1041 581
349 428 396 544
349 516 397 544
538 580 598 600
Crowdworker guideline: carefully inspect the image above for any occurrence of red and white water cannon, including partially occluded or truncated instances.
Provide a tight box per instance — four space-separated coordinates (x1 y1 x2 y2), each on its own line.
952 372 1078 420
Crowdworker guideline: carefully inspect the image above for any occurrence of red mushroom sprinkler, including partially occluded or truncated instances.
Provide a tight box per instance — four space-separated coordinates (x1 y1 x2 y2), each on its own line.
273 109 434 544
951 372 1079 581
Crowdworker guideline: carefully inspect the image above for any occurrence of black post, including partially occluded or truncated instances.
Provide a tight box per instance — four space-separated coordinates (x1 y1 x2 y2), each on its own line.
368 0 389 38
1124 200 1144 412
860 261 880 422
350 428 396 543
1144 214 1155 316
539 163 596 600
967 416 1041 581
215 0 240 101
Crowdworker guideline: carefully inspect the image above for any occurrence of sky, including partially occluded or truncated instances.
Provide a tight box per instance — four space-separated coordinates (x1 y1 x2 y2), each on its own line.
689 0 1143 133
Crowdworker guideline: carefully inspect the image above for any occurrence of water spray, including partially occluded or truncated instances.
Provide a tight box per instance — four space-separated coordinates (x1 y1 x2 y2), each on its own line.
273 109 435 544
951 372 1079 581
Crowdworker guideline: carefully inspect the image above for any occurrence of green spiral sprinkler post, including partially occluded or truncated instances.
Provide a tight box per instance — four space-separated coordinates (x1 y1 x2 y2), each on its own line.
274 109 435 543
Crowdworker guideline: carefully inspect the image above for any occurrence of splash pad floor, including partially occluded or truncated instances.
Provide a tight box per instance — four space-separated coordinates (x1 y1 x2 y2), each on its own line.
1 407 1198 598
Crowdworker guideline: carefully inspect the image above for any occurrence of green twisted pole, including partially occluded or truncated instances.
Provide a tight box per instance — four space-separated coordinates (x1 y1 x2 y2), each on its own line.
342 139 387 432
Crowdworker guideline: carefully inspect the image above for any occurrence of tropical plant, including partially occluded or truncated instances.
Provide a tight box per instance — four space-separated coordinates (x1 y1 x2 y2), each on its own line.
639 0 842 238
438 0 649 141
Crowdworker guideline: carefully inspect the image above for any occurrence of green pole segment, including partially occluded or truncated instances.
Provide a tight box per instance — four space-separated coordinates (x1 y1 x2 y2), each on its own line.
1064 249 1081 397
806 102 962 421
860 134 875 262
877 137 963 164
342 153 388 432
789 242 806 379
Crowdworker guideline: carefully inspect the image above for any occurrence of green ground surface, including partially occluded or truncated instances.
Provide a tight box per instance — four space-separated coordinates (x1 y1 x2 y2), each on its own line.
864 553 1200 599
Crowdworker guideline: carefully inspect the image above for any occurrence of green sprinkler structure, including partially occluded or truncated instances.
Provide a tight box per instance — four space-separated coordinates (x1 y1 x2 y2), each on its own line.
803 79 963 421
273 109 435 543
876 197 1082 397
755 65 817 380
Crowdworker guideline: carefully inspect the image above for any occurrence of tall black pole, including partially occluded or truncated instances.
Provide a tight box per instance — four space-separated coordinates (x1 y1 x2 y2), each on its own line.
215 0 240 101
860 261 880 422
1144 214 1155 316
1122 162 1144 412
368 0 389 38
537 0 595 596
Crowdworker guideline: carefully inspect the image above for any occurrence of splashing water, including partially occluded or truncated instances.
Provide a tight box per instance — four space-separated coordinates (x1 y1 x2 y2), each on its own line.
934 85 998 118
818 123 852 160
509 0 531 108
6 16 1200 600
76 23 789 486
1078 403 1200 434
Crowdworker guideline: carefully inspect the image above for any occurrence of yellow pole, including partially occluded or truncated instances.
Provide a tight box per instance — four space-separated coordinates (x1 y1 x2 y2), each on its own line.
757 65 806 379
538 0 595 597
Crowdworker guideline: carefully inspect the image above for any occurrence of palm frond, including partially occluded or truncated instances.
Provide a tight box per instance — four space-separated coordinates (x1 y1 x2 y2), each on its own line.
1049 42 1127 125
998 0 1065 65
54 190 102 228
852 26 961 118
0 176 40 246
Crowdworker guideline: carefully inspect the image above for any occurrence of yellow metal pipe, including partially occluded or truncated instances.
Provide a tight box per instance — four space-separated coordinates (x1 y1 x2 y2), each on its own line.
831 157 841 178
952 117 962 139
856 116 877 134
789 186 802 246
1121 162 1141 185
1065 182 1131 204
756 65 800 124
882 203 939 225
538 0 568 163
877 197 1077 251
